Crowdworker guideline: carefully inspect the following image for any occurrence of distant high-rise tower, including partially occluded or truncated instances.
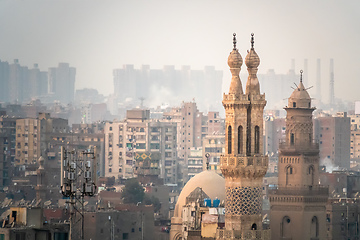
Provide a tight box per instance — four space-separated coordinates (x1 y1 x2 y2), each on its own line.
316 59 321 102
291 59 295 71
48 63 76 104
270 71 328 240
217 33 269 239
329 59 335 106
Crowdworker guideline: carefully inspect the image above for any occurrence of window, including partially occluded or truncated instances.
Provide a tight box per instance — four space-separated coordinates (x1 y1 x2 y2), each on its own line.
311 216 319 238
255 126 260 154
228 125 232 154
238 126 243 154
290 133 294 145
293 102 296 107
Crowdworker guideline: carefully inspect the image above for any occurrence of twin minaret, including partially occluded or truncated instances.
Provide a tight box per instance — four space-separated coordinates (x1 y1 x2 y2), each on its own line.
219 33 269 239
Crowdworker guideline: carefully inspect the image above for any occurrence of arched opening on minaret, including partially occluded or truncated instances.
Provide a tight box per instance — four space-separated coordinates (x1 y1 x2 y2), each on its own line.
286 166 293 185
238 126 243 154
290 133 295 145
255 126 260 154
246 107 251 156
309 165 315 186
310 216 319 238
228 125 232 154
281 216 291 238
251 223 257 230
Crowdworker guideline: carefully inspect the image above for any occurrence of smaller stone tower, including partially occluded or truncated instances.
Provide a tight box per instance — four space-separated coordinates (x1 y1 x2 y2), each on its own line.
35 156 47 202
269 71 328 240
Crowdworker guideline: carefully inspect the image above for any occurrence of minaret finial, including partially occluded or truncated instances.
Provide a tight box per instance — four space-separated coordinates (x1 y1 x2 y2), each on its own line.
233 33 237 50
300 70 303 83
251 33 254 49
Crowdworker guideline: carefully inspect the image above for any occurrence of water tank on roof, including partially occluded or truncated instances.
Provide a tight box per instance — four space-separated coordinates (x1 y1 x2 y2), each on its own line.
204 198 211 207
213 198 220 208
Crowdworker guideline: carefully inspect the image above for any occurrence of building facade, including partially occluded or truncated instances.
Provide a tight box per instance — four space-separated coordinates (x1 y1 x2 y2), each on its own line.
104 109 178 184
314 112 351 169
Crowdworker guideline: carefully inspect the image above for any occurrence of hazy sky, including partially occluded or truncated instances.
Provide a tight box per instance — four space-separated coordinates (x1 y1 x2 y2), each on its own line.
0 0 359 104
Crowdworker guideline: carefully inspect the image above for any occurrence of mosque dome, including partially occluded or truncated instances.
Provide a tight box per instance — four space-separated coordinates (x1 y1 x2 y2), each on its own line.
288 70 312 108
174 170 225 218
245 33 260 69
228 33 243 69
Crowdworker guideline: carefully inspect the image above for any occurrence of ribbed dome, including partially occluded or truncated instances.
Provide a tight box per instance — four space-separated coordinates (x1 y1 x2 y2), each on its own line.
245 49 260 69
228 50 243 69
245 33 260 69
174 170 225 218
288 71 312 108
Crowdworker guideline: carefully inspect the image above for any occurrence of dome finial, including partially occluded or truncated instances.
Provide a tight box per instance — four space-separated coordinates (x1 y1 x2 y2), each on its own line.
233 33 237 50
251 33 254 49
300 70 303 83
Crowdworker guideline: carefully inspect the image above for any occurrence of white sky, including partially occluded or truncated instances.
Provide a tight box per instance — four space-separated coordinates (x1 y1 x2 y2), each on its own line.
0 0 359 103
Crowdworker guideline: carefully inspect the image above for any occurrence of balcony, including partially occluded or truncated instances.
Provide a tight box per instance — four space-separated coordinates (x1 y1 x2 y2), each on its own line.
268 185 329 196
220 155 268 168
216 229 271 240
279 141 319 154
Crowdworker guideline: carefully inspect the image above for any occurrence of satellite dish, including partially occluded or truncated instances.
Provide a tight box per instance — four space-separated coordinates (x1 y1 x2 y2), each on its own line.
44 200 52 206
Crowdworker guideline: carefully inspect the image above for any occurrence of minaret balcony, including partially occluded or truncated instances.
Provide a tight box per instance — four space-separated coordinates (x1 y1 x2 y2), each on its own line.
268 185 329 197
279 141 319 154
223 93 249 102
220 155 268 168
216 228 271 240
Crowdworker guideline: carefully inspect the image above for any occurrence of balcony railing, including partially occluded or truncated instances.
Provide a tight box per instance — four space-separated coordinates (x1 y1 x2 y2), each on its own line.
278 141 319 153
220 155 268 168
268 185 329 196
216 229 271 240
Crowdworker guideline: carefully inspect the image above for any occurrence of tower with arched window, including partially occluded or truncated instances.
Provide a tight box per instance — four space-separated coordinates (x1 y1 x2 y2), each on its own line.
217 33 269 239
269 71 328 240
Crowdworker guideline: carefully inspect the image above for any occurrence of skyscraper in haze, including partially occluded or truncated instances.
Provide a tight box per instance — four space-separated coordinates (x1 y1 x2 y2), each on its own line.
48 63 76 104
316 58 321 102
113 65 223 111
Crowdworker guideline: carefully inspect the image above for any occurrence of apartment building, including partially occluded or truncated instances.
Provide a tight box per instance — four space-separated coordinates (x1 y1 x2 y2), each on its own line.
104 109 178 184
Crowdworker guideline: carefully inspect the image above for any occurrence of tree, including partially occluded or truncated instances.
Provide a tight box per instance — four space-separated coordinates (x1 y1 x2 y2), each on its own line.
144 194 162 213
122 178 145 204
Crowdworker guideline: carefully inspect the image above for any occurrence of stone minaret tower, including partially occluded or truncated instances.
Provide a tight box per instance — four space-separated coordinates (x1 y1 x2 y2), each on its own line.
269 71 328 240
35 156 47 202
217 33 269 239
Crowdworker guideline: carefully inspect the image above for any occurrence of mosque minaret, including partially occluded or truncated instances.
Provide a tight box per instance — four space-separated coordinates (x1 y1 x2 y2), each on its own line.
217 33 269 239
269 70 328 240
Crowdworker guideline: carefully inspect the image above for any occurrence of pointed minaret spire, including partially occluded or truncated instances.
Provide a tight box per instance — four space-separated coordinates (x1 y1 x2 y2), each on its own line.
251 33 254 49
228 33 243 95
245 33 260 95
233 33 237 50
300 69 303 83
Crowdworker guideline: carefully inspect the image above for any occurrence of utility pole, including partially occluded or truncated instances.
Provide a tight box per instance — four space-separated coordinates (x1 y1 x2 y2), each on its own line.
61 146 97 240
